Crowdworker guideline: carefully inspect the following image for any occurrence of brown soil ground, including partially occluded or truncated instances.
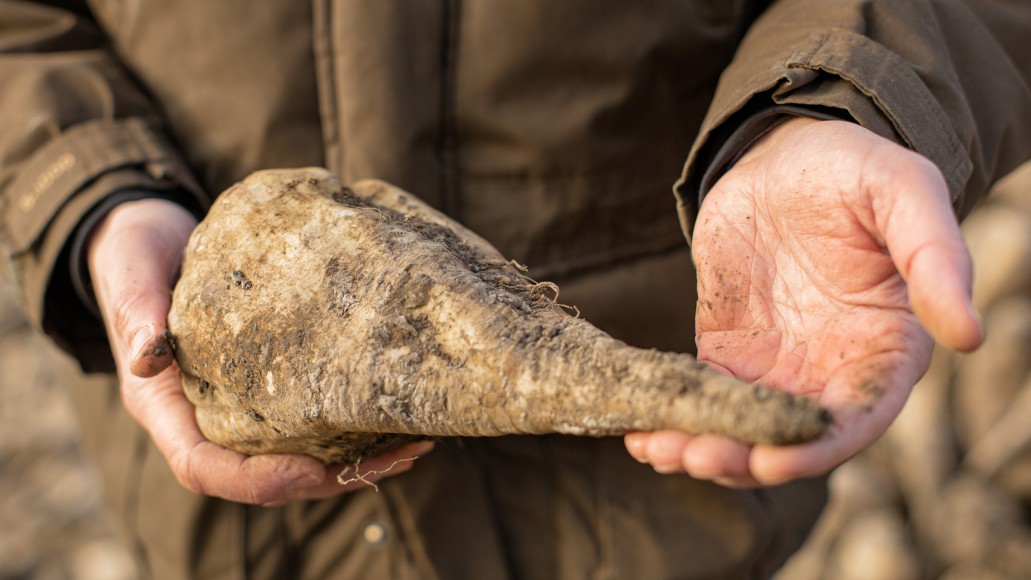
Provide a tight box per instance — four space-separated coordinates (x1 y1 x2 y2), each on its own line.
0 276 136 580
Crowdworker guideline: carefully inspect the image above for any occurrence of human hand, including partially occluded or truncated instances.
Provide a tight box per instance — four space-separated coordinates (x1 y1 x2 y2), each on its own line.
625 118 983 487
88 198 432 505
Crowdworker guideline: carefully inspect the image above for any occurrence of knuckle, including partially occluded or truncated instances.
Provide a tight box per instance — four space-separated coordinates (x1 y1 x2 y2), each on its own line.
884 147 944 187
241 473 275 505
908 154 948 190
246 484 275 506
169 449 207 497
110 291 149 341
240 457 292 505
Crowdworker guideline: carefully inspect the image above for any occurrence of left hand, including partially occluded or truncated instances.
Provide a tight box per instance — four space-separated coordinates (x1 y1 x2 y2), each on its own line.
625 118 983 487
88 199 432 506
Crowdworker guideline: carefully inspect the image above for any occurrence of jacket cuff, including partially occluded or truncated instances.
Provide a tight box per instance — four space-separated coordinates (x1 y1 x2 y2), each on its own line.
2 117 206 256
0 117 208 368
675 29 973 240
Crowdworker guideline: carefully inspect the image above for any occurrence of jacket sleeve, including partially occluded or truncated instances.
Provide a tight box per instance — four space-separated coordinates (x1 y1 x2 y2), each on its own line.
0 0 208 370
676 0 1031 235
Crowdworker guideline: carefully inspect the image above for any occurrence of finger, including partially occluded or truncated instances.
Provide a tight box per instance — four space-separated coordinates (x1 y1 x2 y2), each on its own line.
137 370 434 505
638 430 694 474
90 229 177 375
624 432 651 462
96 255 177 377
87 200 196 376
880 159 983 352
679 435 757 487
905 238 983 352
128 319 176 378
745 410 862 487
231 442 441 505
625 431 691 472
130 369 333 505
745 352 923 485
628 431 764 487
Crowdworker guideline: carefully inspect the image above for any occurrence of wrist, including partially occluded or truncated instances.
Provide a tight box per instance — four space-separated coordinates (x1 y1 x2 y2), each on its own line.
734 116 824 167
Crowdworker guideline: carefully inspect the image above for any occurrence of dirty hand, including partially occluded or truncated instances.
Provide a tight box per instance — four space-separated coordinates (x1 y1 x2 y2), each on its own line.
625 117 983 487
88 198 432 505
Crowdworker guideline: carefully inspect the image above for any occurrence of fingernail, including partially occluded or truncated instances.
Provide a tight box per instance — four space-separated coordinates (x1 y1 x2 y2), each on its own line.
287 473 322 493
653 463 683 475
407 441 435 457
971 304 985 333
624 436 648 462
129 327 176 378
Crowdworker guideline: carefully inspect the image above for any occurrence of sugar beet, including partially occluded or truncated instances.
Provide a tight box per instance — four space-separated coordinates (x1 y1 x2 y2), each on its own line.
167 168 831 463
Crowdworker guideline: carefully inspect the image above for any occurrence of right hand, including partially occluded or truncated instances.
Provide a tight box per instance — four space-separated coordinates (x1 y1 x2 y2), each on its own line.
625 119 981 487
88 198 432 506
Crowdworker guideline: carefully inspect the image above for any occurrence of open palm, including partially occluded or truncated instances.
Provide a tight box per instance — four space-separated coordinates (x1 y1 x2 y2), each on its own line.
626 118 982 486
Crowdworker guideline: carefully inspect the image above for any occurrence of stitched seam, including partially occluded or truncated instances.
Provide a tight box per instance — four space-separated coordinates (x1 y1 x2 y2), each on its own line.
787 30 972 196
312 0 342 177
1 118 173 255
438 0 461 218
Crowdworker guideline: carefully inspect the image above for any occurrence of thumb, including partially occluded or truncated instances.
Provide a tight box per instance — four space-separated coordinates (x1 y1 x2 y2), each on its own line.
125 299 176 379
88 199 197 377
880 157 983 352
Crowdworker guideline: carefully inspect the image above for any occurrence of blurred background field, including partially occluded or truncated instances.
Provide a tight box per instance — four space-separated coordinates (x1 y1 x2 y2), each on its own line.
2 163 1031 579
775 162 1031 580
0 274 136 579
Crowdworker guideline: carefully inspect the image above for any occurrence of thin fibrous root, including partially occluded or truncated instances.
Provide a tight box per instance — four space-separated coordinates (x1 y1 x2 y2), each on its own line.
336 455 421 492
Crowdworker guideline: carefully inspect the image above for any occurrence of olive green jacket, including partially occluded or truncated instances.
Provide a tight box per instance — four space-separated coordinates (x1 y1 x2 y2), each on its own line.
3 3 1031 578
1 0 1030 370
